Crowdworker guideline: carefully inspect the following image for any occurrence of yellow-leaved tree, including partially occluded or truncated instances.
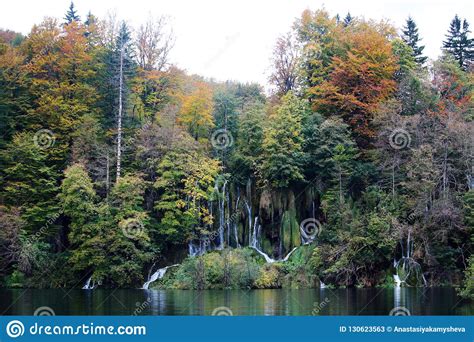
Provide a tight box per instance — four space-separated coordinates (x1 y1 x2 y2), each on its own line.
178 81 214 142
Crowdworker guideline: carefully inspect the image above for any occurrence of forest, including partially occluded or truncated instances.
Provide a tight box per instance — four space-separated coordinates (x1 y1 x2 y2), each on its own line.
0 3 473 298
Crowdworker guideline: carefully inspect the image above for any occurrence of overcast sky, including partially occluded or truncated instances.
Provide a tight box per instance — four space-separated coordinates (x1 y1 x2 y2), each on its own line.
1 0 472 87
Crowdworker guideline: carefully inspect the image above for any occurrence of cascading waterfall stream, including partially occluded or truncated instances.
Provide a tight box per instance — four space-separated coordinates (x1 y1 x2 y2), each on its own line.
82 276 95 290
244 201 252 246
233 190 241 248
249 216 299 263
214 179 227 250
186 177 303 264
393 229 427 287
142 264 179 289
188 239 211 257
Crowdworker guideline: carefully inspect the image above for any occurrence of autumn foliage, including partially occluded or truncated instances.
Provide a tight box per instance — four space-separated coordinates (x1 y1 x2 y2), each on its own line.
298 11 398 146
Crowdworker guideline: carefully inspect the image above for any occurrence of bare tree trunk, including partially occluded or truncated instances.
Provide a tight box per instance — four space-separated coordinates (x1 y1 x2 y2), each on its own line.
116 46 124 183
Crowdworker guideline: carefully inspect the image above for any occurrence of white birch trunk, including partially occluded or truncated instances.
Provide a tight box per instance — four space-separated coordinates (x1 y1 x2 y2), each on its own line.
116 46 124 182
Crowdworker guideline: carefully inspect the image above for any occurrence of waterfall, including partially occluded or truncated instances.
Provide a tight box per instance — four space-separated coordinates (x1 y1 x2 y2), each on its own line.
233 190 241 248
393 274 403 287
245 179 252 246
188 240 205 257
244 201 252 246
300 225 316 245
250 216 260 249
248 216 298 263
251 245 298 264
280 247 298 261
142 264 179 289
248 216 274 262
214 178 227 250
252 246 277 263
393 229 427 287
187 176 300 264
82 276 95 290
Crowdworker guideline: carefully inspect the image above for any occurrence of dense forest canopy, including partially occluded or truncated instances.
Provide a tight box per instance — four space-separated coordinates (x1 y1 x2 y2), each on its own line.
0 3 473 297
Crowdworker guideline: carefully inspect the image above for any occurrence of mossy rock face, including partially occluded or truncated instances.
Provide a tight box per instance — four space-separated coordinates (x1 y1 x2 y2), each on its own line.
261 234 273 257
281 210 301 253
394 258 426 287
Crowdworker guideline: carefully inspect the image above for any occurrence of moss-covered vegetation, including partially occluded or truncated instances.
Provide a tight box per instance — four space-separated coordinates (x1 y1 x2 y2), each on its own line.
151 246 326 290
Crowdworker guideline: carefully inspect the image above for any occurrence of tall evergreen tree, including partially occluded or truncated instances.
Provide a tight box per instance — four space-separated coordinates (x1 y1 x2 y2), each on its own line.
401 17 427 65
343 12 353 27
64 2 80 24
443 15 474 70
260 92 307 188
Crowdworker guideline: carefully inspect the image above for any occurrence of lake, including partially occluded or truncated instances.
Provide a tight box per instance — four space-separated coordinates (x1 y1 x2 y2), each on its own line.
0 287 472 316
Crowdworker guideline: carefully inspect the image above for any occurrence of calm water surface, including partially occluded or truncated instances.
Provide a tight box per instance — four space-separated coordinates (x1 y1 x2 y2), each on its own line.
0 288 472 316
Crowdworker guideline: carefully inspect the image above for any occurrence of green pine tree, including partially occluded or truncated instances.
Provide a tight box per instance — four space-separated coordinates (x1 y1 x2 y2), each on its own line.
343 12 353 27
401 17 427 65
443 15 474 70
64 2 80 24
1 132 60 234
260 92 308 188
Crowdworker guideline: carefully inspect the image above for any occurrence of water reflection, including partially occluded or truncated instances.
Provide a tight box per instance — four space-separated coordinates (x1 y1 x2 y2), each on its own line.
0 288 472 316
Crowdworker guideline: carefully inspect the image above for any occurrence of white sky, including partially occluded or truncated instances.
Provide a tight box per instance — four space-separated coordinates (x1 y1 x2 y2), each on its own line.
1 0 472 87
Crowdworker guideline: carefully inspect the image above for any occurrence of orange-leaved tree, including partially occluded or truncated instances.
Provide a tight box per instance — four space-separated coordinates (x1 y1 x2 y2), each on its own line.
300 16 397 147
